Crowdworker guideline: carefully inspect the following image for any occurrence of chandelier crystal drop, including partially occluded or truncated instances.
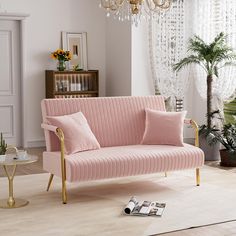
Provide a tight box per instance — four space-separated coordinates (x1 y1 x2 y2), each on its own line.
100 0 172 25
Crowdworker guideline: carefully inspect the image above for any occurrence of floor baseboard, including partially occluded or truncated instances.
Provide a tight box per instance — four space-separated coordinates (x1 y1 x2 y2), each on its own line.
26 139 45 148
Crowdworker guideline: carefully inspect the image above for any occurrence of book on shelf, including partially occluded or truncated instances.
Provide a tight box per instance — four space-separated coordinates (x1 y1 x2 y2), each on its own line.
124 196 166 217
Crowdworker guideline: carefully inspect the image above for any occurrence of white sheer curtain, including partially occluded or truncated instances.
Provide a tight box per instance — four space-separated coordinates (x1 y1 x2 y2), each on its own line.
192 0 236 102
149 0 188 110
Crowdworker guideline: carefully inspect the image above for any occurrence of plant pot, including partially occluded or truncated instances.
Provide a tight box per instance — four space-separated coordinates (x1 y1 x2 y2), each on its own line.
220 149 236 167
199 136 220 161
0 154 6 162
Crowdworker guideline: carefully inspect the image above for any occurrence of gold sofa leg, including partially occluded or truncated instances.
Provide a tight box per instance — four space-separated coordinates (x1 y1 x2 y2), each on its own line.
46 174 54 191
62 176 67 204
196 168 200 186
56 128 67 204
165 172 167 177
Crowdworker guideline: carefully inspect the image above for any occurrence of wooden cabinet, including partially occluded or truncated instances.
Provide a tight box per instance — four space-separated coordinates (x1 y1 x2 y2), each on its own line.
45 70 99 98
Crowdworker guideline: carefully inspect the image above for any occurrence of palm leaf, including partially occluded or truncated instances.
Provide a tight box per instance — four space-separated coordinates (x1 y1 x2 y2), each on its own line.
213 66 219 77
209 32 226 51
215 53 236 63
173 55 202 72
188 39 206 53
219 61 236 69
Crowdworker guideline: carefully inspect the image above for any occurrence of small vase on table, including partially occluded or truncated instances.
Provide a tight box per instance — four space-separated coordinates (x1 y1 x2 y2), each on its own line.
57 60 66 71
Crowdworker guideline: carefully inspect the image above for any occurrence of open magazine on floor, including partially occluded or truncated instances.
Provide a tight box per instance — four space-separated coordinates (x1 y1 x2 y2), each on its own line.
124 196 166 217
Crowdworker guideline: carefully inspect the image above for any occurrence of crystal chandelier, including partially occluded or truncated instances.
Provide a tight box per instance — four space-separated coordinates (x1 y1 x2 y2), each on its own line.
100 0 172 25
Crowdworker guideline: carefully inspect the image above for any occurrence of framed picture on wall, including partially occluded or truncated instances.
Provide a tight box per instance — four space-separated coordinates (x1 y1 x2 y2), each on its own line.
62 32 88 70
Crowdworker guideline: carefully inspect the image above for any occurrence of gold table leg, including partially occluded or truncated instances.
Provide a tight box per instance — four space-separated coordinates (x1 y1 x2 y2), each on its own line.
0 165 29 209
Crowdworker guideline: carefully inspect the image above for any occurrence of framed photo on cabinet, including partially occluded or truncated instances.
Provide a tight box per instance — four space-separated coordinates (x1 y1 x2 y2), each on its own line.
62 32 88 70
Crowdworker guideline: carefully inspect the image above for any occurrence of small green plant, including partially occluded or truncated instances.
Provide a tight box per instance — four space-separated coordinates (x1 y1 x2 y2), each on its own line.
200 111 236 152
205 124 236 152
0 133 7 155
73 64 82 71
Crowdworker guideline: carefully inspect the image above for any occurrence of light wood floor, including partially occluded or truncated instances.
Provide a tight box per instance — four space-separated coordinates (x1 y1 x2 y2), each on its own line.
1 148 236 236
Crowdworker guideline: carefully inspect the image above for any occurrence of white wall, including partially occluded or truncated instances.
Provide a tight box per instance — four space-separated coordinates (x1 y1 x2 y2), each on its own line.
131 21 155 96
106 19 154 97
0 0 106 147
106 18 132 96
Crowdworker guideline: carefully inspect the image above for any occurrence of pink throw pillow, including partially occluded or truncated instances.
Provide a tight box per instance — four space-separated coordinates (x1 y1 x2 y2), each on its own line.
47 112 100 154
141 109 187 146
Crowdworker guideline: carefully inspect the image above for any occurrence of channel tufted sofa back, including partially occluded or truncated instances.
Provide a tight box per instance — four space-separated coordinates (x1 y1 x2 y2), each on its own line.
41 96 166 151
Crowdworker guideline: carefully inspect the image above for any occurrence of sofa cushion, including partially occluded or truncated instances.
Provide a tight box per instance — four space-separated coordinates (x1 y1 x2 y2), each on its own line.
47 112 100 154
141 109 187 146
43 144 204 182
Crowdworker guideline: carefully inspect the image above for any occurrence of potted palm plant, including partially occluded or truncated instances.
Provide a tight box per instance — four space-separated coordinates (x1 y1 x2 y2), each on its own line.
173 32 236 160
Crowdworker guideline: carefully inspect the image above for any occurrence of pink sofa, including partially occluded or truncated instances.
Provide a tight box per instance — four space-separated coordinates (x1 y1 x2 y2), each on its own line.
41 96 204 204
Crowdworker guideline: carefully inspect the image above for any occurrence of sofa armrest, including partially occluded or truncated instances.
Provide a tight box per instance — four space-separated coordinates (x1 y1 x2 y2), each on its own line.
184 119 199 147
41 123 67 203
41 123 58 133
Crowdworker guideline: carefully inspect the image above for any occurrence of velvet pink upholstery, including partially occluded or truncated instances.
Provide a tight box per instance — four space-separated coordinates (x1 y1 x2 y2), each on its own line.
47 112 100 154
141 109 187 146
41 123 58 133
43 144 204 182
41 96 166 151
41 96 204 183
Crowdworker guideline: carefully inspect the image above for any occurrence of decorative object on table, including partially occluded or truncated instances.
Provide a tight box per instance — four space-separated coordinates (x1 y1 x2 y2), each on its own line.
0 132 7 161
173 32 236 160
4 146 28 161
62 32 88 71
16 150 28 160
51 49 72 71
99 0 172 26
73 64 82 71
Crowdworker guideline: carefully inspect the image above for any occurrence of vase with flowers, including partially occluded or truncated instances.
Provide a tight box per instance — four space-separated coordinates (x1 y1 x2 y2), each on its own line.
51 49 72 71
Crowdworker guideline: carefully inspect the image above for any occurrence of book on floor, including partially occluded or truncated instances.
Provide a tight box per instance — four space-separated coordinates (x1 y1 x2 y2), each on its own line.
124 196 166 217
